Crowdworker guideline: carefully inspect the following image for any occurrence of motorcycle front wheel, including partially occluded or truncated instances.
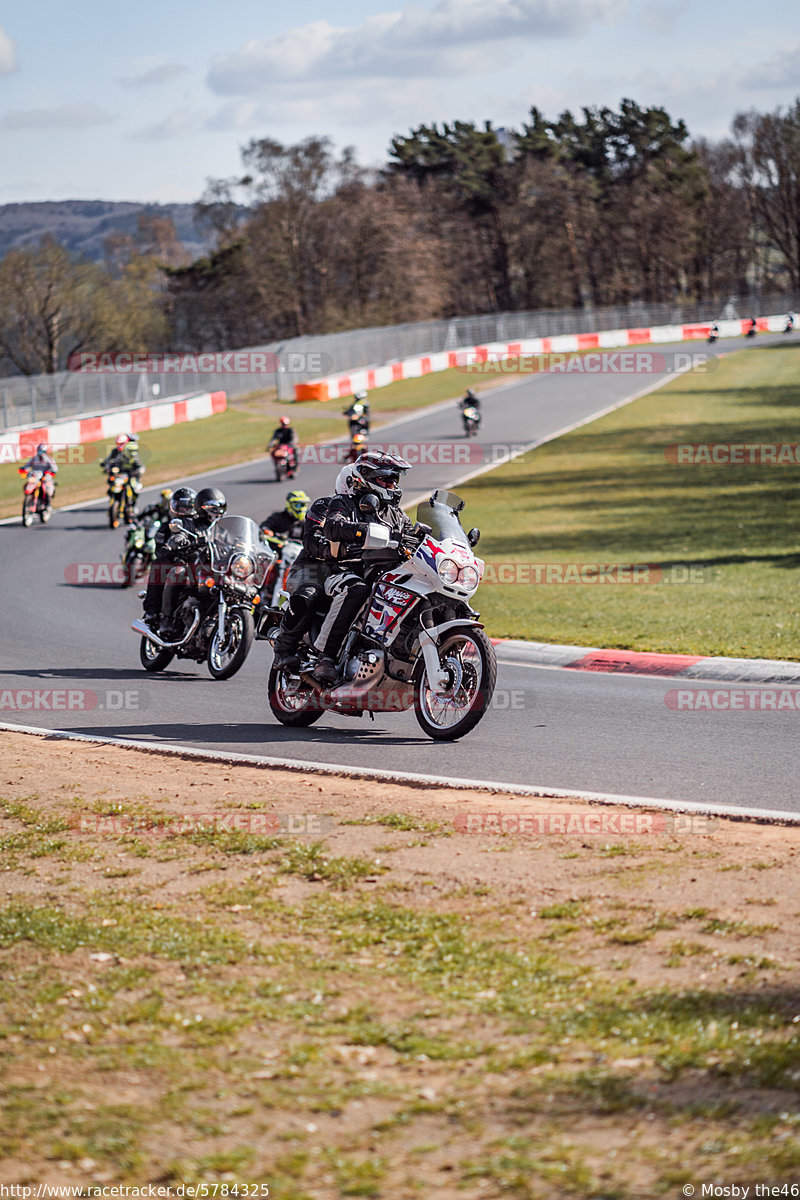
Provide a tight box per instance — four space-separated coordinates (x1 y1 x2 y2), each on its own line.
139 635 174 672
22 495 34 527
268 663 324 726
414 627 497 741
108 496 121 528
121 551 139 588
207 608 254 679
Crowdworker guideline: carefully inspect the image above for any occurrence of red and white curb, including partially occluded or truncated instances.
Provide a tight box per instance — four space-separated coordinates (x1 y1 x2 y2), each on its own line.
1 721 798 825
493 638 800 685
0 390 227 462
295 313 788 402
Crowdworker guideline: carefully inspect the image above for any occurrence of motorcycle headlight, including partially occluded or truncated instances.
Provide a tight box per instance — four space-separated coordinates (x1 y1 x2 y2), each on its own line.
459 566 480 591
230 553 254 580
438 557 460 585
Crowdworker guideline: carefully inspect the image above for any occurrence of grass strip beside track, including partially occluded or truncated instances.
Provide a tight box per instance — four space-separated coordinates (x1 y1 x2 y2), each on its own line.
463 343 800 660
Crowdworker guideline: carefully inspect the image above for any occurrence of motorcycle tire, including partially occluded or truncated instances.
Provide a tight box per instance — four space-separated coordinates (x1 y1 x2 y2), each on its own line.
120 552 139 588
268 663 324 727
139 635 175 672
22 496 33 527
109 497 121 529
207 608 254 680
414 626 497 741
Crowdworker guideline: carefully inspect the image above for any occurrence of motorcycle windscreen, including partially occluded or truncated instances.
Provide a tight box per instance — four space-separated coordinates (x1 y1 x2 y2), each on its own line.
208 515 273 586
416 492 470 547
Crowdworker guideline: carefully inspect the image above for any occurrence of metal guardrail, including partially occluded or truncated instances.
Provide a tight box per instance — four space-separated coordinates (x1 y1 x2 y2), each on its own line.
3 293 798 428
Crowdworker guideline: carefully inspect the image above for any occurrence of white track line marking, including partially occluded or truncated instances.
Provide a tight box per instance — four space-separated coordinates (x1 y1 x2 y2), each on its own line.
1 720 798 825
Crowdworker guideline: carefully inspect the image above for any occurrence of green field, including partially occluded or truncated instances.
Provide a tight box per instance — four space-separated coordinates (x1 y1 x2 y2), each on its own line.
464 343 800 659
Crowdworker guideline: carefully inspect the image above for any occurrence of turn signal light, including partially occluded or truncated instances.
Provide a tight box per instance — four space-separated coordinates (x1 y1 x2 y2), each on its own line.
205 578 215 589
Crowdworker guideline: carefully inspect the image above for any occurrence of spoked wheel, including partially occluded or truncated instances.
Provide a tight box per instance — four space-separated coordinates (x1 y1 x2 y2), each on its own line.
414 627 497 741
268 663 324 727
207 608 254 680
108 497 121 529
22 496 34 527
139 635 174 672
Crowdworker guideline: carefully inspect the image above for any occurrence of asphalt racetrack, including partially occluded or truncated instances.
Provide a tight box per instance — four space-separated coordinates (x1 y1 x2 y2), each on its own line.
2 336 797 813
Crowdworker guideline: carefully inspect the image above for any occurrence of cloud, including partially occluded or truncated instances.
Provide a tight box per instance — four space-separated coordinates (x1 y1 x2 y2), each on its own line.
0 26 18 75
130 107 206 140
206 78 444 140
207 0 627 94
119 63 191 88
205 100 260 132
636 0 688 35
0 103 115 131
742 45 800 90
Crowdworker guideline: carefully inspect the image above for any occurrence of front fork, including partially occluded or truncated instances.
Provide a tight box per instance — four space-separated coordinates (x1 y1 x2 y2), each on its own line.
418 627 449 692
217 594 228 645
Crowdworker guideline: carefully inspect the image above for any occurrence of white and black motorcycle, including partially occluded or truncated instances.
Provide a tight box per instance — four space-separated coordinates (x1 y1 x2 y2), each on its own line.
266 490 496 740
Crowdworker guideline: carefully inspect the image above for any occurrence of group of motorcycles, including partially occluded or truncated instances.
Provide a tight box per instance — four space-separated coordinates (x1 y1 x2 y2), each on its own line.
707 314 795 344
126 483 494 740
15 392 497 739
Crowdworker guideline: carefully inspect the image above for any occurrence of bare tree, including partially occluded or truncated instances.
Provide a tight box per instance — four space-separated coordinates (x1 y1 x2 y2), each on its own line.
732 100 800 291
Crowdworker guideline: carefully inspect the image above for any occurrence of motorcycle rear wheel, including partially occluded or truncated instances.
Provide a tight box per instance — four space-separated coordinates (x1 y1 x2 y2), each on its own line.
414 627 496 741
268 663 324 726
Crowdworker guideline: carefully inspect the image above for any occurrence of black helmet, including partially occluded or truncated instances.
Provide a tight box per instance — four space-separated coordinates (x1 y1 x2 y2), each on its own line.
196 486 227 524
350 451 411 505
170 487 197 518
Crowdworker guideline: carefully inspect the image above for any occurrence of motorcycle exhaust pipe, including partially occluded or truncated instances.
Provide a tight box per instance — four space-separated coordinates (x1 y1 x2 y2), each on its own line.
131 610 201 649
326 651 387 705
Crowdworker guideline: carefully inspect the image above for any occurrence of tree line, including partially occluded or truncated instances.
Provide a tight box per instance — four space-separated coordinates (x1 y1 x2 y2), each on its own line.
1 97 799 376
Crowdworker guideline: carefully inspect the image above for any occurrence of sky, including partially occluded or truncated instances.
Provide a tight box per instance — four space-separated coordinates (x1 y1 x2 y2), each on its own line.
1 0 799 205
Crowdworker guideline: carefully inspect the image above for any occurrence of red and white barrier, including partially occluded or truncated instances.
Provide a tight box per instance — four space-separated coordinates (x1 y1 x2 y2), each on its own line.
294 314 788 402
0 390 227 463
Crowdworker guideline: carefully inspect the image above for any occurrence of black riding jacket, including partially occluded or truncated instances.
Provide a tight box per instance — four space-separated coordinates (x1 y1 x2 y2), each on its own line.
321 494 417 573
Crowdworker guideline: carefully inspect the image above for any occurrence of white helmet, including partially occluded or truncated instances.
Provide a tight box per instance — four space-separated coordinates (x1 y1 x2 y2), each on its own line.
334 465 355 495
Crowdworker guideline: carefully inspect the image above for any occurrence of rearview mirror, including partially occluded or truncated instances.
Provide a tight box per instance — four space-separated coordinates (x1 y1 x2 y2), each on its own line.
169 519 184 532
359 493 380 515
467 527 480 548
